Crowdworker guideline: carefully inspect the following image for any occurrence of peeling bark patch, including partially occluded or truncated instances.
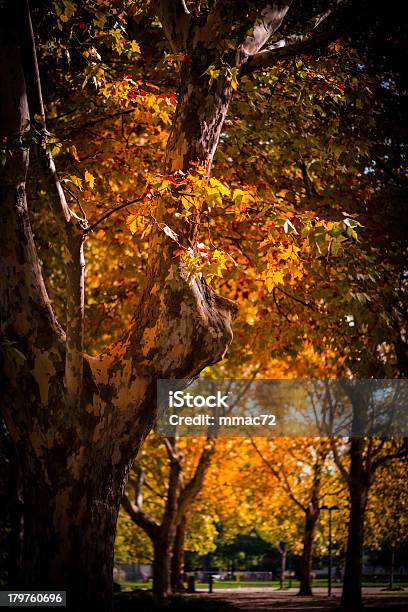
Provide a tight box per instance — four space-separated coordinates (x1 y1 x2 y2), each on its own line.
32 350 57 405
141 323 160 356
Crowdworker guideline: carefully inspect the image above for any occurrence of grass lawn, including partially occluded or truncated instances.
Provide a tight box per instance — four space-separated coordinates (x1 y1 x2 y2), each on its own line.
123 578 408 591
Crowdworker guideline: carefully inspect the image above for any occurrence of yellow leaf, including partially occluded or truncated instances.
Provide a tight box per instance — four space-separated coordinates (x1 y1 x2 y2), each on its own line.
272 270 285 285
230 67 239 91
158 179 170 192
265 269 285 292
70 145 80 161
181 195 192 210
209 177 230 197
265 277 274 293
129 218 138 235
84 170 95 189
279 245 300 261
70 175 82 188
93 11 107 28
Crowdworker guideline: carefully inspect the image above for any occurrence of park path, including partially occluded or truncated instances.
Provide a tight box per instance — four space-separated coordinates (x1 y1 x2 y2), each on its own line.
192 588 408 612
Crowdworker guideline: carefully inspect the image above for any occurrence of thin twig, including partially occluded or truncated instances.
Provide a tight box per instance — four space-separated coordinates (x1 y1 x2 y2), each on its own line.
275 286 316 310
273 286 290 321
85 194 149 234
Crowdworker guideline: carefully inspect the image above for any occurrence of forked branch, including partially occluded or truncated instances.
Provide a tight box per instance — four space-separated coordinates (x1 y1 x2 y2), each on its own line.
243 0 348 73
21 0 87 408
243 1 293 55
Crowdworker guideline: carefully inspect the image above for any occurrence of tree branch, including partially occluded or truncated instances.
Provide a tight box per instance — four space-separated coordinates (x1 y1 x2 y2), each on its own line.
177 440 215 520
131 467 145 508
85 195 148 234
155 0 191 53
162 436 181 463
20 0 71 227
0 1 62 345
21 0 87 409
243 0 347 74
242 2 293 56
162 446 183 532
121 493 160 540
372 440 408 472
272 286 290 321
330 437 351 485
61 108 143 138
249 437 307 513
276 286 316 310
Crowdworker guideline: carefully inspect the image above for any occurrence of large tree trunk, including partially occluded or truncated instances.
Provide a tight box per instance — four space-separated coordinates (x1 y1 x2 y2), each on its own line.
152 535 173 598
298 509 319 596
121 486 176 598
171 513 187 592
0 422 23 587
341 438 369 610
1 2 237 610
164 62 233 174
19 451 125 609
8 445 24 588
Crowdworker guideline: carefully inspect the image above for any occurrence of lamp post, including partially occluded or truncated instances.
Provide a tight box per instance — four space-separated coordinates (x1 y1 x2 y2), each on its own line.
321 505 339 597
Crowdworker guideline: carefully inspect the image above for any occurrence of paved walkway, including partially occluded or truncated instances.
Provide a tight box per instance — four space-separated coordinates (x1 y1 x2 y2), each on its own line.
192 588 408 611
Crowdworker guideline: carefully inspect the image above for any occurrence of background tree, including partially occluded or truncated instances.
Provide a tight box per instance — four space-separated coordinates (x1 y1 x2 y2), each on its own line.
365 460 408 591
327 382 408 609
121 434 216 596
248 437 346 595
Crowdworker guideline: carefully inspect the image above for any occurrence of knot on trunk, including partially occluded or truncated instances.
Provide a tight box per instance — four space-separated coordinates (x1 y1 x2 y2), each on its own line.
193 274 238 365
138 272 237 379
